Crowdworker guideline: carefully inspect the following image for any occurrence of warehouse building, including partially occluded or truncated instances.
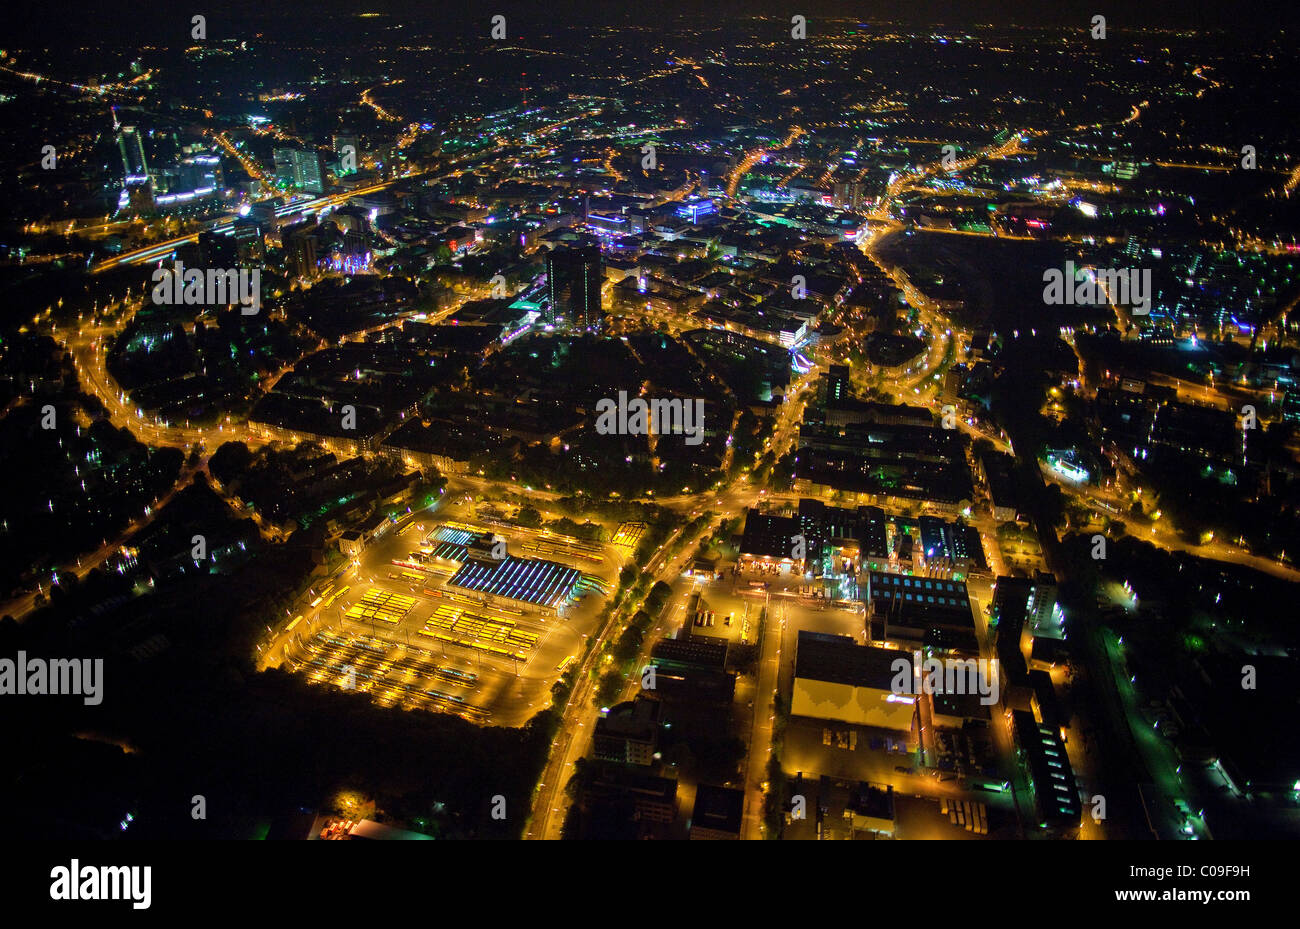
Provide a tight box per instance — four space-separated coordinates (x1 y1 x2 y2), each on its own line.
791 631 915 731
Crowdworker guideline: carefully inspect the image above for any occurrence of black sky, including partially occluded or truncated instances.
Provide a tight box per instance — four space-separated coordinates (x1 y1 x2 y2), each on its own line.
4 0 1295 47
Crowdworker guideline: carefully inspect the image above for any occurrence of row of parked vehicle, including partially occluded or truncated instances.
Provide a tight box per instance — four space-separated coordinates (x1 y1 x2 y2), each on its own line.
693 611 734 627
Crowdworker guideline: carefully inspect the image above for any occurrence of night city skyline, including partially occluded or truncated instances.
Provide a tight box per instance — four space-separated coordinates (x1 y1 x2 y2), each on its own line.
0 1 1294 910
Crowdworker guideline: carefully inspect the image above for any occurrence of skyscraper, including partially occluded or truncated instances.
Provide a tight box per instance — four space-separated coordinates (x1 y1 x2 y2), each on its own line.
333 134 361 175
297 151 324 194
273 148 296 189
273 147 325 194
833 180 862 211
545 245 604 331
285 229 320 280
118 126 148 181
820 364 851 404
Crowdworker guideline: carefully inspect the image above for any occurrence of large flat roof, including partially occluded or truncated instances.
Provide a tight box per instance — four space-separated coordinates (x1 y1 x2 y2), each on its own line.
448 554 582 607
652 636 729 671
794 630 902 691
738 510 800 560
692 784 745 835
1013 710 1082 826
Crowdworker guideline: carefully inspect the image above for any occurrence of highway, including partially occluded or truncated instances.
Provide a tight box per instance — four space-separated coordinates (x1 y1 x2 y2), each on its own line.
90 178 409 275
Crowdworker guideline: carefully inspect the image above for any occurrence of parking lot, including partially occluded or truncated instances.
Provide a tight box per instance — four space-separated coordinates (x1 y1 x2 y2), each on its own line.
272 498 628 725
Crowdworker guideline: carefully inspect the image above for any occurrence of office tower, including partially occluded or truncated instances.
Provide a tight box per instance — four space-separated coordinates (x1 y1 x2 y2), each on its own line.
231 220 267 264
273 148 296 188
119 126 148 181
545 245 604 331
284 223 321 280
297 151 324 193
833 181 862 211
342 230 369 260
333 134 361 174
676 198 716 223
821 364 851 404
176 154 223 193
273 147 325 194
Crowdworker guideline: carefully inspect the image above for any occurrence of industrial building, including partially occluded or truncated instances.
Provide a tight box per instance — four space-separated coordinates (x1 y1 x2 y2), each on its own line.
791 631 916 731
864 572 979 654
650 637 734 705
737 499 891 576
1012 710 1082 830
